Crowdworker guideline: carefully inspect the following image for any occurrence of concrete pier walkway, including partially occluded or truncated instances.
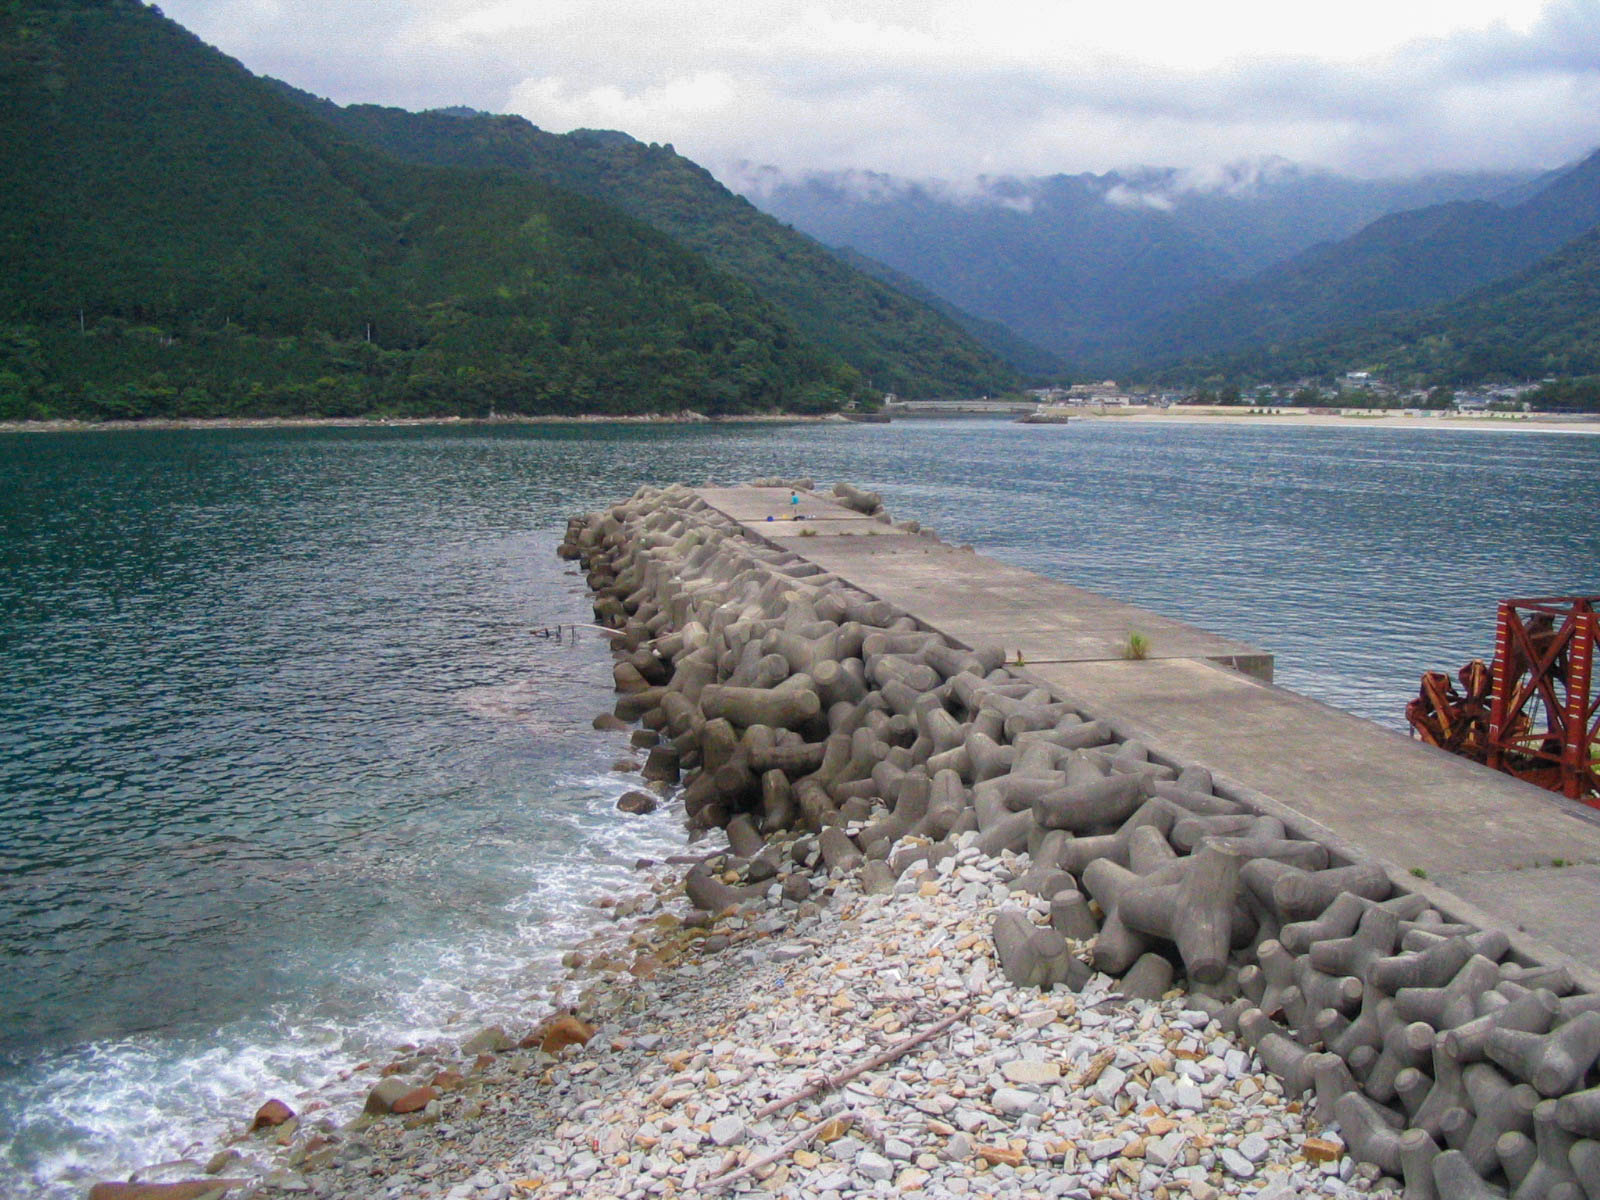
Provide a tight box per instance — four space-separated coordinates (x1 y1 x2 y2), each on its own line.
697 486 1600 987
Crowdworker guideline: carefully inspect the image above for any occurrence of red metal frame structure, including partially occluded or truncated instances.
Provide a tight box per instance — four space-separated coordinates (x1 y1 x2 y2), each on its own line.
1485 596 1599 806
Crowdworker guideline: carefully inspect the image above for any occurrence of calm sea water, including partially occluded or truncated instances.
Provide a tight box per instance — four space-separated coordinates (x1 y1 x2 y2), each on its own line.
1 419 1596 1195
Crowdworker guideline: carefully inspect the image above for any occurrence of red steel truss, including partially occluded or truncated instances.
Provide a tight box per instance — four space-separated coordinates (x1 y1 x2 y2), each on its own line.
1485 596 1599 806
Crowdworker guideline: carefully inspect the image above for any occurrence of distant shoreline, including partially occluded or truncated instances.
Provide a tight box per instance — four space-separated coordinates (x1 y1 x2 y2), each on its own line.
0 412 850 434
6 406 1600 436
1064 405 1600 435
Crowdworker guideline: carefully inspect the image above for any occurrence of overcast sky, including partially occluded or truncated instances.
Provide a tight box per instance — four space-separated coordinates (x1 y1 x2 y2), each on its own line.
161 0 1600 184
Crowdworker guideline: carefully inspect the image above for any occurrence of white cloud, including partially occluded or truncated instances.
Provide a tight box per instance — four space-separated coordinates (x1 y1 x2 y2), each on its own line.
158 0 1600 181
1103 184 1177 212
506 73 740 138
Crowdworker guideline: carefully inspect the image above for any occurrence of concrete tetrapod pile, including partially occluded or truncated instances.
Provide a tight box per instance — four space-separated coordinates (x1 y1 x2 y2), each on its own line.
562 480 1600 1200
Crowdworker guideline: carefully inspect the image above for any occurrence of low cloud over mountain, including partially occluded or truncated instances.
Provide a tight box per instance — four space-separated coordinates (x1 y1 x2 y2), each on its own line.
167 0 1600 181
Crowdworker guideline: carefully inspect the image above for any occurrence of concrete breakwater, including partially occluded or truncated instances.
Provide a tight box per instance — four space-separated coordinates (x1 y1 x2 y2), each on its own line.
562 479 1600 1199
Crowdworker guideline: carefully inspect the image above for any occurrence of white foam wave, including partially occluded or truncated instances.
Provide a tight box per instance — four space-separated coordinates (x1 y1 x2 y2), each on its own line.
1 774 691 1200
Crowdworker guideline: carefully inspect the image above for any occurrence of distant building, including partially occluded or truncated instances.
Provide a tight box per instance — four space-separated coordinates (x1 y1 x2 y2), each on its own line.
1028 385 1139 408
1064 381 1116 398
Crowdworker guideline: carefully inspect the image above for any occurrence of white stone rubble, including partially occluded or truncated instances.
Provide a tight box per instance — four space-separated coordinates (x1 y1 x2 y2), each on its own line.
231 842 1398 1200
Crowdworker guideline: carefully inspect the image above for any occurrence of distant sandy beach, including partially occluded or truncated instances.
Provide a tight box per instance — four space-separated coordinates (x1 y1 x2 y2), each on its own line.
1070 404 1600 435
5 406 1599 435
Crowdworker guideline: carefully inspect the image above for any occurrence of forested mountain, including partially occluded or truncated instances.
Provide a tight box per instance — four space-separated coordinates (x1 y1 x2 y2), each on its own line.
0 1 1002 422
742 163 1535 365
1178 224 1600 388
7 0 1588 419
746 171 1234 364
825 247 1067 379
1140 150 1600 364
265 90 1019 392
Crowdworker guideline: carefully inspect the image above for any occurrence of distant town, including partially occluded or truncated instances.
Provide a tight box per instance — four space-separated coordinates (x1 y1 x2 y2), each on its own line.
879 373 1600 422
1024 374 1551 413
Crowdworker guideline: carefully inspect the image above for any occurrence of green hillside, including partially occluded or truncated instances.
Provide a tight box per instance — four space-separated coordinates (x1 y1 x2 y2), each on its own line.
746 164 1535 368
0 0 862 420
1164 226 1600 394
1138 151 1600 365
826 244 1067 379
271 93 1018 397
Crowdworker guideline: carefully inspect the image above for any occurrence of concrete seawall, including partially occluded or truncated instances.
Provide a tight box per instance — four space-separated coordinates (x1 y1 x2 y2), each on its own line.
565 479 1600 1198
695 484 1600 990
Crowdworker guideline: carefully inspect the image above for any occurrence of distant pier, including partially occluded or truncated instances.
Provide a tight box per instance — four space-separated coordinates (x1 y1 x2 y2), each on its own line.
881 398 1037 417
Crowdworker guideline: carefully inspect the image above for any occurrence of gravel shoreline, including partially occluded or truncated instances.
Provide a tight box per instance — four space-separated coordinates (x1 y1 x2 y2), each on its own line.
175 837 1391 1200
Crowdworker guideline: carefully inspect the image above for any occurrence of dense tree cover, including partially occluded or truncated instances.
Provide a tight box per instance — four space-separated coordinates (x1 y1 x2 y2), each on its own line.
748 153 1600 381
1525 378 1600 412
749 165 1539 368
1136 151 1600 368
1153 225 1600 405
750 171 1236 369
274 91 1018 397
824 245 1066 379
0 0 866 420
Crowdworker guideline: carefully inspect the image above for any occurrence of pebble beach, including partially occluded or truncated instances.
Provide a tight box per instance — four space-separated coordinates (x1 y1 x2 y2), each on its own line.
178 833 1390 1200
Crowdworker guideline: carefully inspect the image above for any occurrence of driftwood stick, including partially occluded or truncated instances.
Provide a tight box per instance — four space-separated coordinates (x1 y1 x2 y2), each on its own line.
704 1111 854 1191
751 1006 968 1121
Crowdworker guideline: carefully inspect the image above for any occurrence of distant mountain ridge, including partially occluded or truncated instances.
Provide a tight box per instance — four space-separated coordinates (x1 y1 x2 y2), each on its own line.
1139 148 1600 364
742 162 1539 366
1 0 879 419
1180 223 1600 387
268 89 1020 395
826 246 1067 379
7 0 1594 416
0 0 1020 423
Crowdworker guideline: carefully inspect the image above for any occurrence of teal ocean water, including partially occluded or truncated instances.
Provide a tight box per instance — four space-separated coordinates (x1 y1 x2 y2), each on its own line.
1 420 1597 1195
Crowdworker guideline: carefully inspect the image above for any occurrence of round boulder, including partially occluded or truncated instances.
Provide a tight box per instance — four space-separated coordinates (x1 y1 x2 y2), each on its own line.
249 1098 295 1131
617 790 659 815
